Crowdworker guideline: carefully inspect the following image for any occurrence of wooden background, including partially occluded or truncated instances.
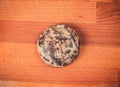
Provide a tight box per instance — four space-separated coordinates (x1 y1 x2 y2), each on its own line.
0 0 120 87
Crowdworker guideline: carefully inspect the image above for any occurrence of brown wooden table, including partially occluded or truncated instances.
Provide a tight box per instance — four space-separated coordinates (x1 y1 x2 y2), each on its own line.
0 0 120 87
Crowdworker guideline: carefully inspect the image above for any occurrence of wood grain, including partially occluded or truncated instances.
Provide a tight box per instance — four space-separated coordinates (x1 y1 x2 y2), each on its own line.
0 0 120 87
0 80 119 87
0 42 119 81
0 0 96 23
0 21 120 46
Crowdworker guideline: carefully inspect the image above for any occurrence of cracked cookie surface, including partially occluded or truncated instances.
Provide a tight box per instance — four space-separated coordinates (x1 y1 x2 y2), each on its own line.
37 24 80 67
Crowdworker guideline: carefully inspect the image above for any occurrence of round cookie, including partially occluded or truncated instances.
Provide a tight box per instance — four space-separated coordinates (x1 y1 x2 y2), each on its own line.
37 24 80 67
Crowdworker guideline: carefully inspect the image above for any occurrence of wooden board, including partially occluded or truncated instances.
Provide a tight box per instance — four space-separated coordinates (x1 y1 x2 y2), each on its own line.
0 0 96 23
0 0 120 87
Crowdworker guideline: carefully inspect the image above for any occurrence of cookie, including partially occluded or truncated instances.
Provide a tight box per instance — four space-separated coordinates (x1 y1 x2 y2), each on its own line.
37 24 80 67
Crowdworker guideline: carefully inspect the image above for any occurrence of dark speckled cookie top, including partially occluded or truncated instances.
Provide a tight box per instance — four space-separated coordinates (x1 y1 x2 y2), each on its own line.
37 24 80 67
